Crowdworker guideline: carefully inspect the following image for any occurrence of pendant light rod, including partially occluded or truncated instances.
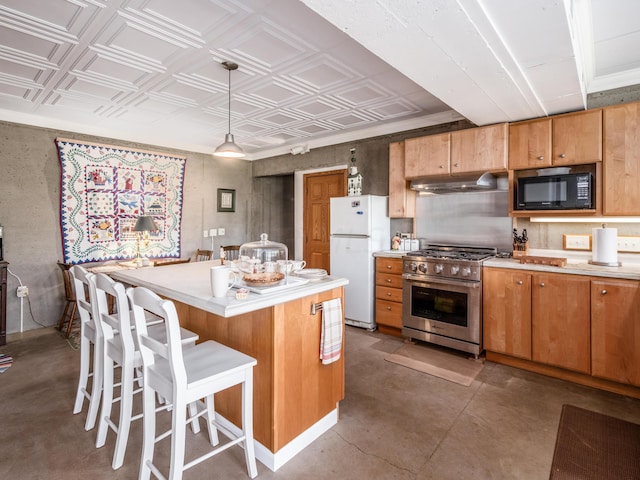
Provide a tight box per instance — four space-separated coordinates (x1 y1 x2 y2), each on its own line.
214 60 244 158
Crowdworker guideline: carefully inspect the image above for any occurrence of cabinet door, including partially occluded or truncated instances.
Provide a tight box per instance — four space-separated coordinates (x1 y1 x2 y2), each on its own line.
552 109 602 166
388 141 415 218
603 102 640 215
375 257 403 275
591 279 640 386
483 268 532 359
532 273 591 373
451 123 508 173
404 133 450 178
508 118 552 169
376 298 402 329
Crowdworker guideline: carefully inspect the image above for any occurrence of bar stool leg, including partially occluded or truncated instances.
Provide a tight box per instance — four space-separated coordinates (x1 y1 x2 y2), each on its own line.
243 375 258 479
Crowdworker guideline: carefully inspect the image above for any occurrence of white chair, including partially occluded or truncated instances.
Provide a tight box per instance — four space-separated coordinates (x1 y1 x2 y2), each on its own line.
129 286 258 480
91 273 199 470
70 265 103 431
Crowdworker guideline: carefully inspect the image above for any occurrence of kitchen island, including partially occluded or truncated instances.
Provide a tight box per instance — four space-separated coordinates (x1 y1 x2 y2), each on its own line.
111 260 348 471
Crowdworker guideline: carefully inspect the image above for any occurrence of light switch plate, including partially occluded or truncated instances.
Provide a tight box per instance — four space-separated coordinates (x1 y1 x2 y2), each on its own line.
209 228 217 237
563 234 591 250
218 227 225 236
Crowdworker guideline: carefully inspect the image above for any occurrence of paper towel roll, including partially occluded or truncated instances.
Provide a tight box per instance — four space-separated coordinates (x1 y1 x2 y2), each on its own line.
592 226 618 265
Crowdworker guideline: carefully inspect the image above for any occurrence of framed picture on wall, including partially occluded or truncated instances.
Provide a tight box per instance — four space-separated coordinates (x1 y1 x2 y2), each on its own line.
217 188 236 212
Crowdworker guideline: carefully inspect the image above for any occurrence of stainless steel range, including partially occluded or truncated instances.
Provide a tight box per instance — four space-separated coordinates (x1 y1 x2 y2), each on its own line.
402 244 497 357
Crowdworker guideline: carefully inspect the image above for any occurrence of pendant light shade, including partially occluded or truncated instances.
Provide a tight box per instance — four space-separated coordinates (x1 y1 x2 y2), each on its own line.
214 61 245 158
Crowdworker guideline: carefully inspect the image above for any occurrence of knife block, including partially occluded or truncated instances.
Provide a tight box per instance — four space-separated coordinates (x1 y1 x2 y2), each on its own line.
512 241 529 258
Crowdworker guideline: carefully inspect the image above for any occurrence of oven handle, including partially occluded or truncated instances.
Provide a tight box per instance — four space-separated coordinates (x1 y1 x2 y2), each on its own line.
402 273 480 289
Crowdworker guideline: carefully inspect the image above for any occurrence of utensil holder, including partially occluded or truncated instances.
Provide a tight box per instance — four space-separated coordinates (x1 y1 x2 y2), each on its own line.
512 241 529 258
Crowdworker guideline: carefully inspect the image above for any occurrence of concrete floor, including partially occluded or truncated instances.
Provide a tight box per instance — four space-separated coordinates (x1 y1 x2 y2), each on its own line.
1 326 640 480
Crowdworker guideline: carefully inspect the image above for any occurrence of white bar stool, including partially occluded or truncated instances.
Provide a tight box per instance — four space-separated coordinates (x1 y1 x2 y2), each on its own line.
91 273 199 470
70 265 103 431
129 286 258 480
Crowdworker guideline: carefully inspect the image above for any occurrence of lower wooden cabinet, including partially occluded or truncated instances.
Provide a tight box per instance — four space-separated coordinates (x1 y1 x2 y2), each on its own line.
591 278 640 386
375 257 403 336
483 268 531 359
531 273 591 374
484 267 640 395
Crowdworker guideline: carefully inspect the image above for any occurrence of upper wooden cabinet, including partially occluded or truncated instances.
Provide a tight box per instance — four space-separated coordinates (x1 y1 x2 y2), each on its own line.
450 123 508 174
603 101 640 215
388 141 415 218
404 132 450 178
509 109 602 169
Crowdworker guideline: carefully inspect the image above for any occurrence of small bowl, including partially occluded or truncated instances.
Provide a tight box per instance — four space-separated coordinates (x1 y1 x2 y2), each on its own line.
235 288 249 300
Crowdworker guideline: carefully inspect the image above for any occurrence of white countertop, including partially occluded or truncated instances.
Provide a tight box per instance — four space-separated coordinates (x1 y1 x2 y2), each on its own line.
110 260 349 317
484 249 640 280
373 250 410 258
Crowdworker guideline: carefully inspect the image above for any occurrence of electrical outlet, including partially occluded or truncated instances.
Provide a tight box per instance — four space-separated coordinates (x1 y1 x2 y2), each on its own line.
203 230 208 238
209 228 217 237
617 236 640 253
563 234 591 250
218 227 225 236
17 286 28 297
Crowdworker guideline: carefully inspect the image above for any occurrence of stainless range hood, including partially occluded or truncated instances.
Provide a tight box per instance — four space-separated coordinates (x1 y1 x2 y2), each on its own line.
410 172 497 193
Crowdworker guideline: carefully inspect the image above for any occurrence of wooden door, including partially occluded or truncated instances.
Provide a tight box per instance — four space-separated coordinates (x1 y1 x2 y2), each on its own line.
483 268 532 359
450 123 508 173
508 118 552 169
404 132 450 177
591 278 640 386
603 101 640 215
552 109 602 165
532 272 591 373
303 170 346 272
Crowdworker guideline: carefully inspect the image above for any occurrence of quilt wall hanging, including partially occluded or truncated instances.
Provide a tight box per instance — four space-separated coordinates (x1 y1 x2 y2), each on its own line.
55 138 186 264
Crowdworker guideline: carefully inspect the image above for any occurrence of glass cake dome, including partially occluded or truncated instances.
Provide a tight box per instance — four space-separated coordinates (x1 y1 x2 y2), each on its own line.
239 233 288 265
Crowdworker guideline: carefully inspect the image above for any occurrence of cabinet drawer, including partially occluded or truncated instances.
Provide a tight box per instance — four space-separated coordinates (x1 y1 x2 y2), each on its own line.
376 272 403 289
376 285 403 303
376 257 403 275
376 299 403 328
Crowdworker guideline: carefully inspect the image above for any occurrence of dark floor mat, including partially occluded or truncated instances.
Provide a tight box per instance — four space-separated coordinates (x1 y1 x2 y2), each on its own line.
550 404 640 479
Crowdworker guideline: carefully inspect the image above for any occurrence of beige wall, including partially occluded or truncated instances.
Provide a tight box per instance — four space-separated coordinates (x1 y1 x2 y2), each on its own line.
0 121 252 335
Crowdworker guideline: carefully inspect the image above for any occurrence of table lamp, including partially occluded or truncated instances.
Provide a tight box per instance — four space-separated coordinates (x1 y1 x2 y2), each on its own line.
133 216 159 266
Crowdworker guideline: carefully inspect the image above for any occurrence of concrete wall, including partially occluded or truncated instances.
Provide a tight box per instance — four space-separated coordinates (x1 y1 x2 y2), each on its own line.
0 121 252 335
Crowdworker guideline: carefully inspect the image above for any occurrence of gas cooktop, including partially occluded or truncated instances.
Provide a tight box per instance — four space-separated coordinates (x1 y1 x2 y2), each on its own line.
405 245 497 262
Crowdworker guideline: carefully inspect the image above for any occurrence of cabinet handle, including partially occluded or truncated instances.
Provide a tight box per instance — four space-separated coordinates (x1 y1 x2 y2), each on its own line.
601 289 607 295
453 163 459 167
439 165 444 169
517 280 523 285
386 292 392 296
386 265 392 269
537 156 544 160
560 153 566 158
540 282 545 287
386 279 392 283
386 306 392 311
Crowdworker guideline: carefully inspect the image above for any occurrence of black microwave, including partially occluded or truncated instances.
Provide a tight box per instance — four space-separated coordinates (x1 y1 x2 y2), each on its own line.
516 172 593 210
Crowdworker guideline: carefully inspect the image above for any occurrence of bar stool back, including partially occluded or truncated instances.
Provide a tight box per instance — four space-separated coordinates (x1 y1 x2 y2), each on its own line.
129 286 258 480
58 261 77 338
70 265 103 431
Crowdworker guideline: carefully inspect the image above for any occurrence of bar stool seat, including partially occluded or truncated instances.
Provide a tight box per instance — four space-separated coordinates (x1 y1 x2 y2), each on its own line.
129 286 258 480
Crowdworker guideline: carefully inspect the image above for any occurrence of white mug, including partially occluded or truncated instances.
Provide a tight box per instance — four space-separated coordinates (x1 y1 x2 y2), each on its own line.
210 266 238 298
290 260 306 272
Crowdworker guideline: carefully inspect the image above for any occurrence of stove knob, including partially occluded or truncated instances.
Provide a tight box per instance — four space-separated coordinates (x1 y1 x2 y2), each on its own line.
408 262 418 273
418 263 428 273
461 267 471 277
450 265 460 275
435 264 444 274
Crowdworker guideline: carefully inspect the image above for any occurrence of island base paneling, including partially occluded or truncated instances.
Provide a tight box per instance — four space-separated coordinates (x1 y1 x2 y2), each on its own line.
173 286 345 453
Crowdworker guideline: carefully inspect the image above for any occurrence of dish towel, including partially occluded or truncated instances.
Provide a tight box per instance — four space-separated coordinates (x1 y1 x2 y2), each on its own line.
320 298 343 365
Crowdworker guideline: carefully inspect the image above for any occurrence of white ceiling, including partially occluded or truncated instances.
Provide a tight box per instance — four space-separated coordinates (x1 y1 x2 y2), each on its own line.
0 0 638 160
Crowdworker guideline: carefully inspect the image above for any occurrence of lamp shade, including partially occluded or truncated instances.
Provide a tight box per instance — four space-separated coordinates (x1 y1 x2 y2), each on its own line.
214 133 245 158
133 216 158 232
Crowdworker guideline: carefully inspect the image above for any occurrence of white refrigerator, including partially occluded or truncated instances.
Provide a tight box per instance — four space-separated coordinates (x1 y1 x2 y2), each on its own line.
330 195 390 330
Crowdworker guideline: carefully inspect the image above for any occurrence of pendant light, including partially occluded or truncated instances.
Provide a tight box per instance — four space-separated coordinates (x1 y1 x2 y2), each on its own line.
214 61 245 158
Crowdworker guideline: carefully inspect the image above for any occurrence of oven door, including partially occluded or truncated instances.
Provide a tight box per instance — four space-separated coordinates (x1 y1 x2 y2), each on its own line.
402 275 481 345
